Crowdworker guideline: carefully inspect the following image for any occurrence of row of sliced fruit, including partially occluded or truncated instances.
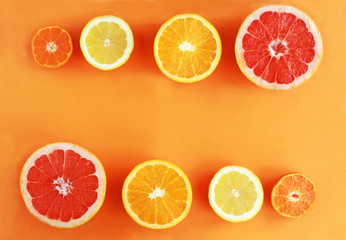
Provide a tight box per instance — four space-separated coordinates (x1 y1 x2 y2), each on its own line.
20 143 316 229
31 5 323 90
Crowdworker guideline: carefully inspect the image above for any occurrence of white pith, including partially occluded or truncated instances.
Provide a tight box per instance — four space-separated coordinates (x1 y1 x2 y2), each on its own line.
46 41 57 53
235 5 323 90
53 177 72 196
20 142 106 228
149 187 165 199
209 166 264 222
80 15 134 70
269 40 287 58
103 38 111 47
179 41 196 52
288 191 300 202
231 189 240 198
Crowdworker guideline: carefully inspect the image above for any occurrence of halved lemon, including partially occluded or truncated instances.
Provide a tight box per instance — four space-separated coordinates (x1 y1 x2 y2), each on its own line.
80 15 134 70
154 14 222 83
209 166 263 222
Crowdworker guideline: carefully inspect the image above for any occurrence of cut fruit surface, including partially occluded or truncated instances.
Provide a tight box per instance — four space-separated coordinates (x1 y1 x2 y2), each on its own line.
271 173 316 218
32 26 73 68
235 5 323 90
20 143 106 228
154 14 222 83
209 166 263 222
122 160 192 229
80 15 134 70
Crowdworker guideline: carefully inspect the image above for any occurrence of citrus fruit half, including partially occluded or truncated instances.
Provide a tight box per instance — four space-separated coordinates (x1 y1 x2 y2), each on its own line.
154 14 222 83
20 143 106 228
209 166 263 222
235 5 323 90
31 26 73 68
122 160 192 229
271 173 316 218
80 15 134 70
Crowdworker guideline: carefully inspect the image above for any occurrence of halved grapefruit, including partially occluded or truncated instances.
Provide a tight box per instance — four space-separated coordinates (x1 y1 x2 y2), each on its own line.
235 5 323 90
20 143 106 228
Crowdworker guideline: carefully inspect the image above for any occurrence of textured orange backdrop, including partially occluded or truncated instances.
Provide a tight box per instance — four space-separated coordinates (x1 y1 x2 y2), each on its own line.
0 0 345 239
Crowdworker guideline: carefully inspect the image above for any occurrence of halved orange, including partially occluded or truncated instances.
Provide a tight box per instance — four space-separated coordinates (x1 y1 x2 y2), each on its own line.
20 143 106 228
154 14 222 83
122 160 192 229
271 173 316 218
31 26 73 68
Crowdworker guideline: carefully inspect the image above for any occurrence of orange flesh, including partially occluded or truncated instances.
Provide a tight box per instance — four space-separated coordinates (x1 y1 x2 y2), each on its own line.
126 164 188 225
272 173 315 218
157 17 217 78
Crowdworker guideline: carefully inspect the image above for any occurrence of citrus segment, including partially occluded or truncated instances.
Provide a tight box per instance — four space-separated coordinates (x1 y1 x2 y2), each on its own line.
154 14 222 83
80 15 134 70
122 160 192 229
271 173 316 218
31 26 73 68
209 166 263 222
235 5 323 89
20 143 106 228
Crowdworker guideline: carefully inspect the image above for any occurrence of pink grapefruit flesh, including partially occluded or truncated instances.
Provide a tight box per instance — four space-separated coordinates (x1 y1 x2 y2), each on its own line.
235 5 323 90
20 143 106 228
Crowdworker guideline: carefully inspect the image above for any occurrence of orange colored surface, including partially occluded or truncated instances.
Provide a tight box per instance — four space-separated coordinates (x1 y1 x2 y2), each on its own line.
0 0 345 239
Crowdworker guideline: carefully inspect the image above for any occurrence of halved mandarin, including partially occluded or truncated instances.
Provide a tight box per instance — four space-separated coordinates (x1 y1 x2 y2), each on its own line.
31 26 73 68
271 173 316 218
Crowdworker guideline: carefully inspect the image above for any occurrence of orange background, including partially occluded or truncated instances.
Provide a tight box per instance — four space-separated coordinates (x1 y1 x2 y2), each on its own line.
0 0 345 239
